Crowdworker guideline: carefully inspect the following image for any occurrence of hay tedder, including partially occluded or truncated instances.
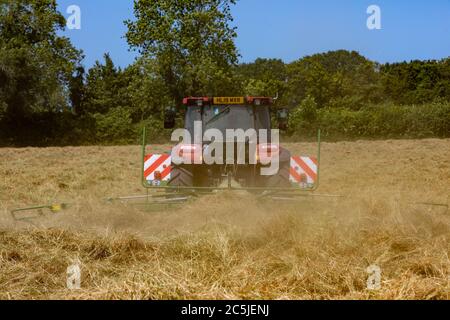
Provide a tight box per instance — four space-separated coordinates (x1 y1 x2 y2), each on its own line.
9 96 450 219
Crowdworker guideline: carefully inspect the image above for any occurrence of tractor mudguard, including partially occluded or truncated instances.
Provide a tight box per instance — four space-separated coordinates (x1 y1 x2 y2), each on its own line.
278 146 292 163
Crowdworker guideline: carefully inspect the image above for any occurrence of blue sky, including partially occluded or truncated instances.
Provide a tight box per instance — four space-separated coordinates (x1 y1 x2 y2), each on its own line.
56 0 450 69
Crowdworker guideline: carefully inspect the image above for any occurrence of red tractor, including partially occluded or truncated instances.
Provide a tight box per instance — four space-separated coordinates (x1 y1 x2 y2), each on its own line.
142 97 320 194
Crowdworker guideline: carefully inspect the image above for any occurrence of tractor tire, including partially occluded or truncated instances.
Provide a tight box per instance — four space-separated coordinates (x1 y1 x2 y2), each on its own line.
167 165 194 188
264 162 291 188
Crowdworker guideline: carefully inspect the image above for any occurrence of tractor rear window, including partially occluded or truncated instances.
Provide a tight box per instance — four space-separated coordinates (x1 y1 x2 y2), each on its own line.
203 105 270 132
185 106 202 135
204 105 252 131
184 105 271 139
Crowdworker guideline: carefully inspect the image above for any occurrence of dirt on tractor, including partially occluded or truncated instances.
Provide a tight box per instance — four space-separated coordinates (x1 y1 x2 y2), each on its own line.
0 139 449 299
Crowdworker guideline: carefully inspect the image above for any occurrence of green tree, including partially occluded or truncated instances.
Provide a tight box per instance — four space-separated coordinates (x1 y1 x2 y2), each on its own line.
0 0 83 121
236 58 287 100
69 66 85 115
286 50 382 109
83 53 129 115
288 95 318 133
125 0 239 105
237 58 287 83
94 107 134 144
124 57 171 122
381 59 450 105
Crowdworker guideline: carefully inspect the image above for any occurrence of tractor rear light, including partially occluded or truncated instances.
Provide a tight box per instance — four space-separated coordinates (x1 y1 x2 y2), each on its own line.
173 144 203 164
247 97 273 105
258 144 280 156
179 144 199 153
183 97 210 107
257 143 280 163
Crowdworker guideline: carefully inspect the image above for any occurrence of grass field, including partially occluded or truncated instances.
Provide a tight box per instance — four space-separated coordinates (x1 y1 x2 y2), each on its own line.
0 139 449 299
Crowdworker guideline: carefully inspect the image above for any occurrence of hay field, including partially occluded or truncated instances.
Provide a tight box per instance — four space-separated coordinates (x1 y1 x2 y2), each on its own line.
0 139 449 299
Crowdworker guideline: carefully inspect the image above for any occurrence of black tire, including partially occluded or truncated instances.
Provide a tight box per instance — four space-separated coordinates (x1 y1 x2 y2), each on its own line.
264 161 291 188
168 165 194 188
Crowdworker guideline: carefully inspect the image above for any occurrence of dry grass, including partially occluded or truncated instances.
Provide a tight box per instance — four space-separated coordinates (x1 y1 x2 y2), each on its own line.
0 139 449 300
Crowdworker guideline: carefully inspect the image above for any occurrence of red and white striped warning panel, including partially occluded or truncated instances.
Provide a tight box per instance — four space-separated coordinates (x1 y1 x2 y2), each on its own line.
144 154 172 182
290 156 318 186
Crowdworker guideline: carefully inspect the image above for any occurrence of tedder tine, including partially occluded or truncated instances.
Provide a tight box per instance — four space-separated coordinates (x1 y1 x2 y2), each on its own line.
10 203 70 222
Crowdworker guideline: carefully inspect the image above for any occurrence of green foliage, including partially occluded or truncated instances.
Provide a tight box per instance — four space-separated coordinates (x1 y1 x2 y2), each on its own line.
243 79 273 96
125 0 239 102
1 1 449 146
381 59 450 105
238 58 287 82
0 0 82 119
139 117 172 143
83 54 126 115
124 57 171 122
0 101 6 120
237 58 287 100
288 102 450 140
286 50 381 109
288 95 318 133
94 107 135 144
69 66 85 115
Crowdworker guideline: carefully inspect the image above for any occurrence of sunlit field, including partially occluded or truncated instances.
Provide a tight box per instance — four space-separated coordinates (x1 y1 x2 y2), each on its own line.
1 139 449 299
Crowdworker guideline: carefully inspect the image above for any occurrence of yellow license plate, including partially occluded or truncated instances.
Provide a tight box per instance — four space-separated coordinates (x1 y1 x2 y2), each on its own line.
213 97 245 105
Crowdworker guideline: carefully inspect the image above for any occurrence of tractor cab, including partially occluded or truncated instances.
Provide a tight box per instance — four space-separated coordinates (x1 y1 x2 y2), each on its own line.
150 96 319 190
165 97 288 135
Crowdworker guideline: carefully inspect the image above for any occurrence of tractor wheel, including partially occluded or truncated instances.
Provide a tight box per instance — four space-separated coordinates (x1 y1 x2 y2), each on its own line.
168 165 194 188
264 161 291 188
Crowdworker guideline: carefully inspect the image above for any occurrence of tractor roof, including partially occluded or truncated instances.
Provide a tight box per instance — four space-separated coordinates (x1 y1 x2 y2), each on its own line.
182 96 273 106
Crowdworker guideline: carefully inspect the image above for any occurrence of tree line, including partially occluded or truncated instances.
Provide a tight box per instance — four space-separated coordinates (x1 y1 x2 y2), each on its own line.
1 0 449 146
